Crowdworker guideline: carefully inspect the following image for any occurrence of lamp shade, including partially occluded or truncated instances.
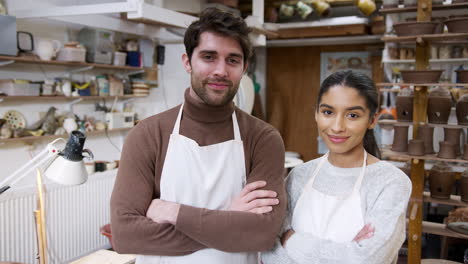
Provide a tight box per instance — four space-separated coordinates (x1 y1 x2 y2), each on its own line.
45 130 93 185
45 157 88 185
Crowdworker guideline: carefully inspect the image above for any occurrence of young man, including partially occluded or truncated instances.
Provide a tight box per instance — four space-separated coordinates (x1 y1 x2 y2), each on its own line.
110 8 286 263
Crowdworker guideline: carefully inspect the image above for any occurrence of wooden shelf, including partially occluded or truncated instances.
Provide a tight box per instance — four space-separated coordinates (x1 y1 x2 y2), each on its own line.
382 58 468 64
382 148 468 164
379 2 468 13
376 82 468 87
0 55 144 71
378 119 468 129
0 95 147 102
0 127 132 144
422 221 468 239
423 192 468 207
382 33 468 43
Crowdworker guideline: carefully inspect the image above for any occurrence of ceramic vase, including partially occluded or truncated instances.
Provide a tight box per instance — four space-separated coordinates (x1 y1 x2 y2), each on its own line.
396 95 414 122
438 141 457 159
392 124 409 152
417 125 435 154
444 127 462 156
408 139 425 156
459 176 468 202
456 100 468 125
427 96 452 124
429 170 455 199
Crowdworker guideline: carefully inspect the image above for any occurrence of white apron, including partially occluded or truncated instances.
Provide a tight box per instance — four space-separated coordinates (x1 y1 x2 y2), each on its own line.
136 104 258 264
291 151 367 242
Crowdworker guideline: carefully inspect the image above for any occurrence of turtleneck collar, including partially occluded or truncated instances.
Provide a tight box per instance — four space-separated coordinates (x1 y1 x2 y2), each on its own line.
183 88 235 123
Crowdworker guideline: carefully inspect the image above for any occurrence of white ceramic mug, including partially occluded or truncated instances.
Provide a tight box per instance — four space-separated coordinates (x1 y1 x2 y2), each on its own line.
36 39 61 61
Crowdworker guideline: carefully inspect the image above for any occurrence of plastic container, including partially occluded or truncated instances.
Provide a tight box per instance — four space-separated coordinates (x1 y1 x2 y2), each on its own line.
96 75 109 96
56 46 86 62
113 51 127 66
0 79 40 96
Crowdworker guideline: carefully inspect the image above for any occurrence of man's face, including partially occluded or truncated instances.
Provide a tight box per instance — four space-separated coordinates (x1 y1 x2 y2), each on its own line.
183 31 247 106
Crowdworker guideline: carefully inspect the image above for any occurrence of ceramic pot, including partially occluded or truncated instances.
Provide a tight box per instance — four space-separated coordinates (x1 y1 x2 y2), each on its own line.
392 124 409 152
444 127 462 156
396 95 414 122
408 139 425 156
427 96 452 124
393 22 438 36
438 141 457 159
456 100 468 125
429 170 455 199
417 125 435 154
459 176 468 202
463 144 468 160
36 39 61 61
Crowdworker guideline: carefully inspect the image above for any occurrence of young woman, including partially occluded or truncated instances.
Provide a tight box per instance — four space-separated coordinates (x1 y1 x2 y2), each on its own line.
262 70 411 264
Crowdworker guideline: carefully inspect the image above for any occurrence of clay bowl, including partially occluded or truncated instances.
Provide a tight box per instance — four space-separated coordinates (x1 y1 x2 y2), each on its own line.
445 18 468 33
406 17 445 34
456 70 468 83
400 70 443 84
393 22 439 36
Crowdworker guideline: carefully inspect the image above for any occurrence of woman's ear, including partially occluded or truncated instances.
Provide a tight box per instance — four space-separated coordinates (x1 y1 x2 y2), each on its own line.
368 113 378 129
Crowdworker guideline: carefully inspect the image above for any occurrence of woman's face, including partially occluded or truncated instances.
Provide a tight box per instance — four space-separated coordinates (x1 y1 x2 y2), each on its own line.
315 85 376 155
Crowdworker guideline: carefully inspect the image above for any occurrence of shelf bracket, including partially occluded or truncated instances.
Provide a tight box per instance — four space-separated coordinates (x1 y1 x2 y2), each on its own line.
0 60 15 67
125 69 145 76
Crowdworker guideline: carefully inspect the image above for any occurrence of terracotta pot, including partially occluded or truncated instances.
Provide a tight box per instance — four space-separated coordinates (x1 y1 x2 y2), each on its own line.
438 141 457 159
429 170 455 199
408 139 425 156
456 70 468 83
444 127 462 156
427 96 452 124
400 70 443 84
393 22 439 36
445 18 468 33
396 95 414 122
460 176 468 202
463 144 468 160
392 124 409 152
417 125 435 154
456 100 468 125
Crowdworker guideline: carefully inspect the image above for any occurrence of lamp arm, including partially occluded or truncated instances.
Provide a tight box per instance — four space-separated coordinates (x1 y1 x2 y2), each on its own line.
0 138 65 195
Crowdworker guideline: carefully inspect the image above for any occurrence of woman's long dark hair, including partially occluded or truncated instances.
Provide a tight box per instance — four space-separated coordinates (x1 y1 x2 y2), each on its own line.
317 70 381 159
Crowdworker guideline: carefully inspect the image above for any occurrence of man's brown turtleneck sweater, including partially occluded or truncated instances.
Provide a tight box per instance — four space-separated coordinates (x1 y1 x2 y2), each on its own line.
110 89 286 256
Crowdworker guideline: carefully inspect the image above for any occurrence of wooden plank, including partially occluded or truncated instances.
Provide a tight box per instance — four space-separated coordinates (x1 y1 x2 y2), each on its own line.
423 192 468 207
382 33 468 43
378 119 468 129
0 95 147 101
278 24 368 39
0 55 142 71
376 83 468 87
382 148 468 164
0 128 132 144
379 2 468 14
422 221 468 239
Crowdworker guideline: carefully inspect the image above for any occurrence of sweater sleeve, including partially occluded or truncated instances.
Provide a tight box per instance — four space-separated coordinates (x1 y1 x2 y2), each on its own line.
110 122 206 256
284 175 411 264
174 129 287 252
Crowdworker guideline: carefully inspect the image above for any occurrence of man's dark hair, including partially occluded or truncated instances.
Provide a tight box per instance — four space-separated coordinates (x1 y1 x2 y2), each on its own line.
184 8 252 64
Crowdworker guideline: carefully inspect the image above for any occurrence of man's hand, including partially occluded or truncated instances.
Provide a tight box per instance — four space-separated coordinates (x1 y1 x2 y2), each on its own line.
228 180 279 214
146 199 181 225
353 223 375 242
281 229 295 246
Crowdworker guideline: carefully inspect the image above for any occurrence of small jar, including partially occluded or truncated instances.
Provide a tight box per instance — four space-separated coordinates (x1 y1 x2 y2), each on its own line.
96 75 109 96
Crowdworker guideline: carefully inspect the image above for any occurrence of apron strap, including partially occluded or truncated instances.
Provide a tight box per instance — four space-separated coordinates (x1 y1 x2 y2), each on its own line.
352 151 367 193
172 104 184 135
232 110 241 141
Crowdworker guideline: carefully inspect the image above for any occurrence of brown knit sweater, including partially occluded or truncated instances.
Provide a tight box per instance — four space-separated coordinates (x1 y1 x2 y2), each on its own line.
110 89 286 256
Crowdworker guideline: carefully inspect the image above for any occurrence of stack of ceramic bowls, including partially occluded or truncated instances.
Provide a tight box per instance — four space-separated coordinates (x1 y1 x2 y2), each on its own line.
131 81 150 96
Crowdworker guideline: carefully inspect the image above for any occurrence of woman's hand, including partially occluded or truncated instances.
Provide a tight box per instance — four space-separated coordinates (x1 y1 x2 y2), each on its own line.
353 223 375 242
281 229 295 246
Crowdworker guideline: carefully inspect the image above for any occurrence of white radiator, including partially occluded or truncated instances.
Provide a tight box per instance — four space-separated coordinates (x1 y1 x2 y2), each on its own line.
0 170 117 264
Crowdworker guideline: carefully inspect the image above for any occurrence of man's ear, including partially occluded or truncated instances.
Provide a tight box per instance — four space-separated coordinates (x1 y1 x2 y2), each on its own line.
182 53 192 74
243 61 249 74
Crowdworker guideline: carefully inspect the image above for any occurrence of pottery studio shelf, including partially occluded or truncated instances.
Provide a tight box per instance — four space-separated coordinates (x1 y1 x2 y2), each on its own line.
379 2 468 13
422 221 468 239
382 58 468 64
381 148 468 164
0 95 148 102
377 83 468 92
382 33 468 43
0 127 132 145
423 192 468 207
0 55 145 71
378 119 468 129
